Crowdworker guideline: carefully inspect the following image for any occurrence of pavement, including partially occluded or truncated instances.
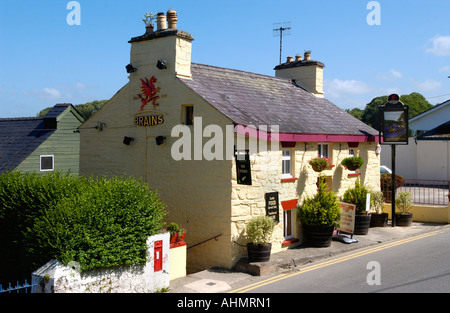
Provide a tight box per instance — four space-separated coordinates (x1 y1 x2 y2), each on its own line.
168 222 450 293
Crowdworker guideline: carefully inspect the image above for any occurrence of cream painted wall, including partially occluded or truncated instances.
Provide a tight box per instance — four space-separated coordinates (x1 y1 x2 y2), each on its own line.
80 31 381 273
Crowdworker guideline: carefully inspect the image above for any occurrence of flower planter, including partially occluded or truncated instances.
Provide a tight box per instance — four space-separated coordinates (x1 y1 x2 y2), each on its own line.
345 164 359 171
370 213 388 227
312 164 325 172
395 213 413 227
354 214 371 235
302 224 335 247
247 243 272 262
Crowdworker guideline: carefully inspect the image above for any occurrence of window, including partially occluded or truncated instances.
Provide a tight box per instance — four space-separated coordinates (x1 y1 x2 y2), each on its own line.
183 105 194 125
40 155 54 171
282 148 293 178
283 209 294 239
318 143 329 158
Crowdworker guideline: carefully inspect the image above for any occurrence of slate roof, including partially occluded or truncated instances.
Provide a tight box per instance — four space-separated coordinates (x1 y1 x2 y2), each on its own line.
0 104 76 172
179 63 378 137
416 120 450 141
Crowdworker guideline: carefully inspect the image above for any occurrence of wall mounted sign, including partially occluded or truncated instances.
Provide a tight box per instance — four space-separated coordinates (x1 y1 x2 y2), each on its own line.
134 114 164 127
235 149 252 185
265 192 280 223
138 76 161 111
134 76 165 127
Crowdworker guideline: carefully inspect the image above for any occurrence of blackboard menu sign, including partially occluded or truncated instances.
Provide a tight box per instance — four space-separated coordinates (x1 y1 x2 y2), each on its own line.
265 192 279 223
235 150 252 185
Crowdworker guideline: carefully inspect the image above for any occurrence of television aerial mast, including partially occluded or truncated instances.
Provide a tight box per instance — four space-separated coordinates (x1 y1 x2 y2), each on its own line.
273 22 291 65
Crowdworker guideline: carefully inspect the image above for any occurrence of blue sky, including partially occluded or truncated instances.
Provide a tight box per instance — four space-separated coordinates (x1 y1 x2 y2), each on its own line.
1 0 449 117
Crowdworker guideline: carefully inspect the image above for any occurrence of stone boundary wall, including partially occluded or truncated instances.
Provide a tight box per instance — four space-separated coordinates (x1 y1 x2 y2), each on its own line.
32 233 170 293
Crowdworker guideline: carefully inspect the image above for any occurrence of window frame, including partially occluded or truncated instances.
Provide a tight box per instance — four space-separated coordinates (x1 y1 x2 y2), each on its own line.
281 148 293 179
40 155 54 172
318 143 329 159
283 209 294 240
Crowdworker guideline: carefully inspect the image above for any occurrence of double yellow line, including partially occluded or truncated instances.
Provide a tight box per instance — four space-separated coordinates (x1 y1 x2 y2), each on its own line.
229 228 446 293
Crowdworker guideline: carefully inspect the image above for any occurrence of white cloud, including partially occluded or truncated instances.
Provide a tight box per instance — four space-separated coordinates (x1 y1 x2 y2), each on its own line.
426 35 450 56
376 69 403 81
390 69 402 79
414 79 442 92
42 88 62 99
23 87 63 100
439 65 450 73
324 79 371 98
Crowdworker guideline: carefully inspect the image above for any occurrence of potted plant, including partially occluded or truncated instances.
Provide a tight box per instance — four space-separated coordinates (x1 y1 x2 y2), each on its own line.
245 215 276 262
341 156 364 171
369 191 388 227
395 191 414 226
297 176 341 247
166 222 187 243
342 179 372 235
142 12 156 33
308 157 331 172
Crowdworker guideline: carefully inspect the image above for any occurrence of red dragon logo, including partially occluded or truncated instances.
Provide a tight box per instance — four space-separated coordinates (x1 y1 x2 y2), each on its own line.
137 76 161 111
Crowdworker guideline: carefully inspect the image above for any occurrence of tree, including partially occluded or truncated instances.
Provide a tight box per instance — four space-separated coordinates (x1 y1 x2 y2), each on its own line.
360 92 433 131
37 100 108 120
346 108 364 121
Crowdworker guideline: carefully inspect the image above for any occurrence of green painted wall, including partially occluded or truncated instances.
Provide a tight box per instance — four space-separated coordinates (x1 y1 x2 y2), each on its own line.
16 108 83 174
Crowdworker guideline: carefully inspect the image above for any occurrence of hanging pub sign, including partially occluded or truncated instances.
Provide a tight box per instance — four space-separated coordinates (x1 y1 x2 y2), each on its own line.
265 192 280 223
235 148 252 185
378 94 409 145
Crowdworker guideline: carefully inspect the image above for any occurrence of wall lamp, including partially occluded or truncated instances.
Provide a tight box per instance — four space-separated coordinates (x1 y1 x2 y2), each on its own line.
123 136 135 145
155 136 166 145
156 59 167 70
126 64 137 73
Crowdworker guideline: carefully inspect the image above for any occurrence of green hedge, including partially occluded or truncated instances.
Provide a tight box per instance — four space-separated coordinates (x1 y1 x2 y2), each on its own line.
0 171 167 279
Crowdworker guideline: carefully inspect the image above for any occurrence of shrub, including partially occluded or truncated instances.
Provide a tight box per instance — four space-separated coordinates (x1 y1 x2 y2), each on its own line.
342 179 373 214
297 177 341 227
395 191 414 215
246 215 276 245
0 171 167 277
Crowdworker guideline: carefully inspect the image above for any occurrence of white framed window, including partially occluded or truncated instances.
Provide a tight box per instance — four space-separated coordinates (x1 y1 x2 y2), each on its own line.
281 148 293 178
348 148 356 173
283 209 294 240
318 143 329 158
40 155 54 171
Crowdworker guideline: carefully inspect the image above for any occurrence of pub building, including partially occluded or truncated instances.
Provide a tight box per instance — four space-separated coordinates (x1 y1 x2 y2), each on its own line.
79 10 380 273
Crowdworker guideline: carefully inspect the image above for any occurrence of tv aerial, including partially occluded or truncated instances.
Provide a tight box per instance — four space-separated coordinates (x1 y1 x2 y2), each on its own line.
273 22 291 65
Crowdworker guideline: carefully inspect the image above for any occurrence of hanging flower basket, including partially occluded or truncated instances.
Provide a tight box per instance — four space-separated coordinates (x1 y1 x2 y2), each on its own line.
309 157 331 172
341 156 364 171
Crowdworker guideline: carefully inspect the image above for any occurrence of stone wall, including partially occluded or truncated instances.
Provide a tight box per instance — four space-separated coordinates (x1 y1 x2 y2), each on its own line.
32 233 170 293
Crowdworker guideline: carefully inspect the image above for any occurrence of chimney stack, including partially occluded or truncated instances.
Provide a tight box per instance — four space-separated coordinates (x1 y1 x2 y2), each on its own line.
274 51 325 98
167 10 178 29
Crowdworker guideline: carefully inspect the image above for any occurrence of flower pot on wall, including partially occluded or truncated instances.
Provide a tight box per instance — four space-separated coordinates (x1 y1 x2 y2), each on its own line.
302 224 335 247
247 243 272 262
354 214 371 235
395 213 413 226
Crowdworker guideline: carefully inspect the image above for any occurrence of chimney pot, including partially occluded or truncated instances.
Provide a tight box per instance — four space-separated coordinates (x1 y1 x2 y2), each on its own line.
295 55 302 62
156 12 167 31
286 56 293 63
167 10 178 29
